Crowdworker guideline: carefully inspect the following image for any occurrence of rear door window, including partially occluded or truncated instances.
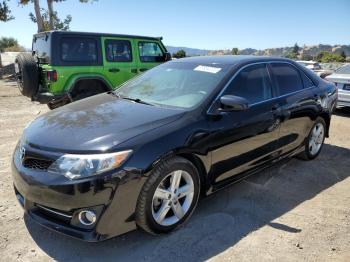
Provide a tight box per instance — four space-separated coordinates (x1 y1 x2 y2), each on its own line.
301 72 315 88
224 63 273 104
270 63 304 96
60 37 97 62
138 42 164 62
105 40 132 62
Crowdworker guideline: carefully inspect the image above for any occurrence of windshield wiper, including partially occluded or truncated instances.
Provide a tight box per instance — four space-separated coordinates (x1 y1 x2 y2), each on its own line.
120 96 155 106
109 92 155 106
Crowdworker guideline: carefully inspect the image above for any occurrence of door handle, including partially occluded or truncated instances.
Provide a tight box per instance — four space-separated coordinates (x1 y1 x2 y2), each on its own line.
139 68 148 72
109 68 120 73
131 68 137 73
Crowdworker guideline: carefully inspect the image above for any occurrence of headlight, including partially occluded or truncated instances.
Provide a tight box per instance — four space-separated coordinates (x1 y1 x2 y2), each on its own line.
48 150 132 180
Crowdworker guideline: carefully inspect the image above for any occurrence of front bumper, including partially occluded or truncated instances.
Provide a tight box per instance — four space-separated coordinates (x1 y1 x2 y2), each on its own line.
11 143 147 242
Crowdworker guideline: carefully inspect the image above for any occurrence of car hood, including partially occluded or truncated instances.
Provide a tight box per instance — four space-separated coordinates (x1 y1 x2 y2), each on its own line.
24 93 185 153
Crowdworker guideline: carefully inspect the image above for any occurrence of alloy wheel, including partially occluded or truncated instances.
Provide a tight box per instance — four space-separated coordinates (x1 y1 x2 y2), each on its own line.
151 170 194 226
309 123 324 156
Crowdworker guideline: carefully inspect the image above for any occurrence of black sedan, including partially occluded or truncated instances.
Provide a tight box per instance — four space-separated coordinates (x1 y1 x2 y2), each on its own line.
12 56 337 241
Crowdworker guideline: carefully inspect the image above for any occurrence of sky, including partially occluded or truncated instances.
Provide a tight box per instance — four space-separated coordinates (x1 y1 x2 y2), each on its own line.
0 0 349 50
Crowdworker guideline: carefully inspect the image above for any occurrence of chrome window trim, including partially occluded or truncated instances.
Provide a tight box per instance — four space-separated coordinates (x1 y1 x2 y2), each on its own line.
208 60 316 113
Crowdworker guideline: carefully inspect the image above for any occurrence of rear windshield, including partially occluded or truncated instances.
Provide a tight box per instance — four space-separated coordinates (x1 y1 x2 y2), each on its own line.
335 65 350 74
32 34 51 63
60 37 98 62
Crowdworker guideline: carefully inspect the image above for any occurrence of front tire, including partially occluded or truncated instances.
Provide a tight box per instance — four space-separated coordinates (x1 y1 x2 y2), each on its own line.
135 156 200 235
298 117 326 160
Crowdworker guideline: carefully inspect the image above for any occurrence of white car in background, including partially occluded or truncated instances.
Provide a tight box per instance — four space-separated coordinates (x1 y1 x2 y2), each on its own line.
325 64 350 107
297 60 322 70
297 60 332 78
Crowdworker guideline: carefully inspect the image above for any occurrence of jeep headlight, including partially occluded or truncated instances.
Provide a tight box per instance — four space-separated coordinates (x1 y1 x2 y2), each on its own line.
48 150 132 179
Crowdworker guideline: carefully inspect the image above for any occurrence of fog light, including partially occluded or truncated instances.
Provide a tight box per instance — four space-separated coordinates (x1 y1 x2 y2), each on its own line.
78 210 96 226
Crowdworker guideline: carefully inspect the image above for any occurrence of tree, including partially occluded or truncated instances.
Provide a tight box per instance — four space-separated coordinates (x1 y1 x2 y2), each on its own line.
231 47 239 55
283 43 300 60
0 37 25 52
300 54 313 61
293 43 300 55
316 51 345 63
0 0 14 21
2 0 96 32
340 51 346 60
173 49 186 59
29 7 72 31
19 0 46 32
284 52 298 60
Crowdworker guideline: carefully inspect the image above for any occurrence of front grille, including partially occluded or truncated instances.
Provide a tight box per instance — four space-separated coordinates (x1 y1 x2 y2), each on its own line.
23 157 53 170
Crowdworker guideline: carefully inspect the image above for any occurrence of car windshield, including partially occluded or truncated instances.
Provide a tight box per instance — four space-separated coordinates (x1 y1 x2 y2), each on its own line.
335 65 350 74
115 61 230 109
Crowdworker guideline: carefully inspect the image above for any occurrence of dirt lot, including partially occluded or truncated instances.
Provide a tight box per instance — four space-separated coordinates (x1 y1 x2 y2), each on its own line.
0 79 349 262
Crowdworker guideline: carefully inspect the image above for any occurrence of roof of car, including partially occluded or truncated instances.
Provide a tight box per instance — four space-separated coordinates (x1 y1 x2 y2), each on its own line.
173 55 321 85
34 30 163 41
174 55 293 65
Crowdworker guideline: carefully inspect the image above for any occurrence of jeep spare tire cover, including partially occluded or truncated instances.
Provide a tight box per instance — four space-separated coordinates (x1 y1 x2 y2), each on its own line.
15 53 39 97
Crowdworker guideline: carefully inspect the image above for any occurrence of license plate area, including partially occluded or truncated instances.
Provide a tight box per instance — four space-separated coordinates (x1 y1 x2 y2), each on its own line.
343 84 350 91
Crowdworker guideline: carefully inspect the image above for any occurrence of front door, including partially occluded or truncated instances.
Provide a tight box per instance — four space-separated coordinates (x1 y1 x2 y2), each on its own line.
208 63 282 185
102 37 138 89
135 40 166 73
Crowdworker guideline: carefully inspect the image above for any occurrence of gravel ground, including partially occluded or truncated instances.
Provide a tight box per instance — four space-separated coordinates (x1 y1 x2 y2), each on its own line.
0 79 349 262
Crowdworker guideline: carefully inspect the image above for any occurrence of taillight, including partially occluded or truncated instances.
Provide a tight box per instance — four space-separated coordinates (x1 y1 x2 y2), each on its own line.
47 70 57 82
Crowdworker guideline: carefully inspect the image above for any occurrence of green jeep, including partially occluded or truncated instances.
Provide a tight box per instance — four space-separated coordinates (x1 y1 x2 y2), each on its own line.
15 31 171 109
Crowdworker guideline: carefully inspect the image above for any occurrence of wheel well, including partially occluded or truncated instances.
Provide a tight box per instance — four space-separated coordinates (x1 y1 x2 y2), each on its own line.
319 113 330 137
70 78 111 99
177 153 209 196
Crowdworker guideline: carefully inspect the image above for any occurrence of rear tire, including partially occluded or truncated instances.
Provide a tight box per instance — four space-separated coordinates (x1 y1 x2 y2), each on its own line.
297 117 326 160
71 79 109 101
15 53 39 97
73 89 104 101
135 156 200 235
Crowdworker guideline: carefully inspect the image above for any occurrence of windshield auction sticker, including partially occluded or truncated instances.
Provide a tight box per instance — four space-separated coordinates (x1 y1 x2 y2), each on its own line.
194 65 222 74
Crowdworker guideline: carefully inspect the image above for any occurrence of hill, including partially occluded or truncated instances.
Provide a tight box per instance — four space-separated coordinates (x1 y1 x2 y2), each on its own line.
166 46 211 56
166 44 350 58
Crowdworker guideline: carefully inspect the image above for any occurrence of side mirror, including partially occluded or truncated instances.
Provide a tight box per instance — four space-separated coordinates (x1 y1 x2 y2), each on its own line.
164 52 172 61
219 95 249 111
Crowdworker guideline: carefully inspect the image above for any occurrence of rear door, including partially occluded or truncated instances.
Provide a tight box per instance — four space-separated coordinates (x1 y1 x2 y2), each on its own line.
268 62 317 155
208 63 283 185
102 37 138 88
135 40 166 73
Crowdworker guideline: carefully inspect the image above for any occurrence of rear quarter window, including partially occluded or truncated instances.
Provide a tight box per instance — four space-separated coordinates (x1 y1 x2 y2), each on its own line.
270 63 304 96
301 71 315 88
60 37 98 63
